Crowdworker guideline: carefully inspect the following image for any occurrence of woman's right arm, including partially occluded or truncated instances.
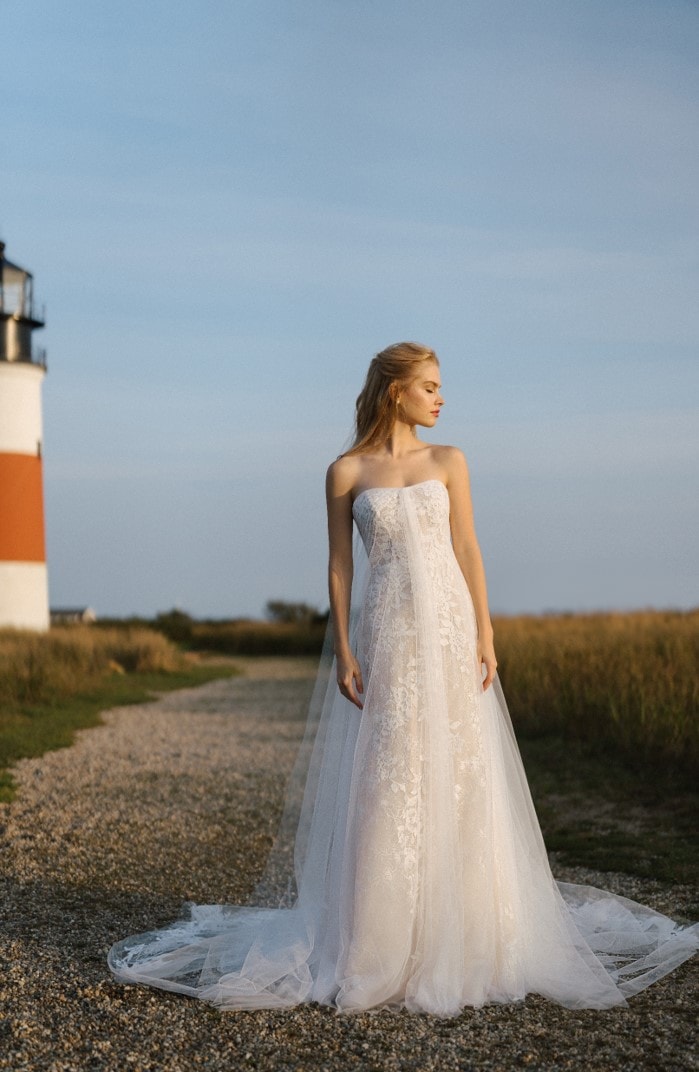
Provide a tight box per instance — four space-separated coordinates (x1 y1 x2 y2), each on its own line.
325 460 364 709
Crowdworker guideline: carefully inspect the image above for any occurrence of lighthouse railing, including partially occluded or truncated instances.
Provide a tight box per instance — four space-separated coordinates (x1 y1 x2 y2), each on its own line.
0 292 46 325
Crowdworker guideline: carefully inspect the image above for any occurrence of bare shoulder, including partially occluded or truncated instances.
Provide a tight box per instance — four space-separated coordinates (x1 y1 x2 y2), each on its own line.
326 453 360 497
430 444 469 479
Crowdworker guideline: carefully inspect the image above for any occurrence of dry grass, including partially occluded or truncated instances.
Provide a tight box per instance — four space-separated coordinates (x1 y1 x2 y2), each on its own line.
494 609 699 778
0 625 186 709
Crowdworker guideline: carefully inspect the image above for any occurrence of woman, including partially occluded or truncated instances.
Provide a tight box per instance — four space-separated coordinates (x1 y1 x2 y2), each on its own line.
326 341 497 712
108 342 698 1015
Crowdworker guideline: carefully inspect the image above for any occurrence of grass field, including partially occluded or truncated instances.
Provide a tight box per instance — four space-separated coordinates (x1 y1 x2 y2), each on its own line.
493 608 698 780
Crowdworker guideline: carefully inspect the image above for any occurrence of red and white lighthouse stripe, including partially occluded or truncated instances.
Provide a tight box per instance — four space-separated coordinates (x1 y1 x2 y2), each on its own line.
0 360 49 630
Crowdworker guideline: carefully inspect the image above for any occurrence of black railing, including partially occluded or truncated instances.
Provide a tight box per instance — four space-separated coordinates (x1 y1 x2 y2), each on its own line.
0 298 46 324
29 301 46 325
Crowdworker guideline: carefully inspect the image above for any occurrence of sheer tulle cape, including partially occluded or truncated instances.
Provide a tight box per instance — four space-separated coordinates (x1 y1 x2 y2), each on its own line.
108 483 698 1015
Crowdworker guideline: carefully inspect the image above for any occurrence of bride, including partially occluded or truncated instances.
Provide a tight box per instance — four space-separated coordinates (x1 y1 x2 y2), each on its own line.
108 341 698 1015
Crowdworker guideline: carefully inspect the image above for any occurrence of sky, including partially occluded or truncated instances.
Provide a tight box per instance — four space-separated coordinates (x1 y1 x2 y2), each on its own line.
2 0 698 618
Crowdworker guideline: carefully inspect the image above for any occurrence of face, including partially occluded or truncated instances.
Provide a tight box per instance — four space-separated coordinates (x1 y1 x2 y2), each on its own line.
395 361 444 428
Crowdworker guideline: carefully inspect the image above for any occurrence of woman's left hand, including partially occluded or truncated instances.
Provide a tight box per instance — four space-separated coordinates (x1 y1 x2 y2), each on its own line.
478 635 497 691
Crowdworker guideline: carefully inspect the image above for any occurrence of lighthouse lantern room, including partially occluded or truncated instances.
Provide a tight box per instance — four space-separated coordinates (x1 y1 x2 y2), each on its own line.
0 241 49 631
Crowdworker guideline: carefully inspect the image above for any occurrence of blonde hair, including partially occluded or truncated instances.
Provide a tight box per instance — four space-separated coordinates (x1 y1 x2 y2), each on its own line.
345 341 439 455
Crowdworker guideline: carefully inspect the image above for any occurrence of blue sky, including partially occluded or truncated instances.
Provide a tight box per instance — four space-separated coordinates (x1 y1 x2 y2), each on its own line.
3 0 697 617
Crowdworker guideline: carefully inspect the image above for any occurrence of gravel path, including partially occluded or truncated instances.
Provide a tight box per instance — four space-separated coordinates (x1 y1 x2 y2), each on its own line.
1 657 696 1072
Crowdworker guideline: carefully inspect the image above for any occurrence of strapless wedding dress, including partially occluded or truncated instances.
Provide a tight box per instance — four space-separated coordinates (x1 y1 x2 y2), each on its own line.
108 480 698 1015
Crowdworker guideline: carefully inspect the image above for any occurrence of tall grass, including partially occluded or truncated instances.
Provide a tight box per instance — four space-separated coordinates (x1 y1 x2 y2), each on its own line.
0 626 187 709
494 609 698 778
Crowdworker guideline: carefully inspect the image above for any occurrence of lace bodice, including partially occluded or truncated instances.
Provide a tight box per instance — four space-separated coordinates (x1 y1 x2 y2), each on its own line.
352 479 452 561
352 479 478 669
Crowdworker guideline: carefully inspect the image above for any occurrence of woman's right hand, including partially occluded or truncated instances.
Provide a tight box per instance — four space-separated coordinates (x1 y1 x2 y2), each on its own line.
336 653 364 710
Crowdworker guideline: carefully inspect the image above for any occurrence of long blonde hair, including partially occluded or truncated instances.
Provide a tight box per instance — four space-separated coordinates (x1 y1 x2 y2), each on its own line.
345 341 439 455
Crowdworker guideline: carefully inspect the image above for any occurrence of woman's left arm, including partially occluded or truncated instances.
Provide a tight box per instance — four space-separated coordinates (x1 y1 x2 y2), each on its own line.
443 447 497 690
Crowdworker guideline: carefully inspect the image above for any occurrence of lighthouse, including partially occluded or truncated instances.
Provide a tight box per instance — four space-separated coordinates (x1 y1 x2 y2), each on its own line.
0 241 49 631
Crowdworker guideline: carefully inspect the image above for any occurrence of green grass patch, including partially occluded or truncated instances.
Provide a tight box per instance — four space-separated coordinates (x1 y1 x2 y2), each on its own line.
0 663 238 803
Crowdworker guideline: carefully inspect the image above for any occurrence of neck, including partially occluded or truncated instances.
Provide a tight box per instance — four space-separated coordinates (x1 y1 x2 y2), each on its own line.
379 420 420 458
